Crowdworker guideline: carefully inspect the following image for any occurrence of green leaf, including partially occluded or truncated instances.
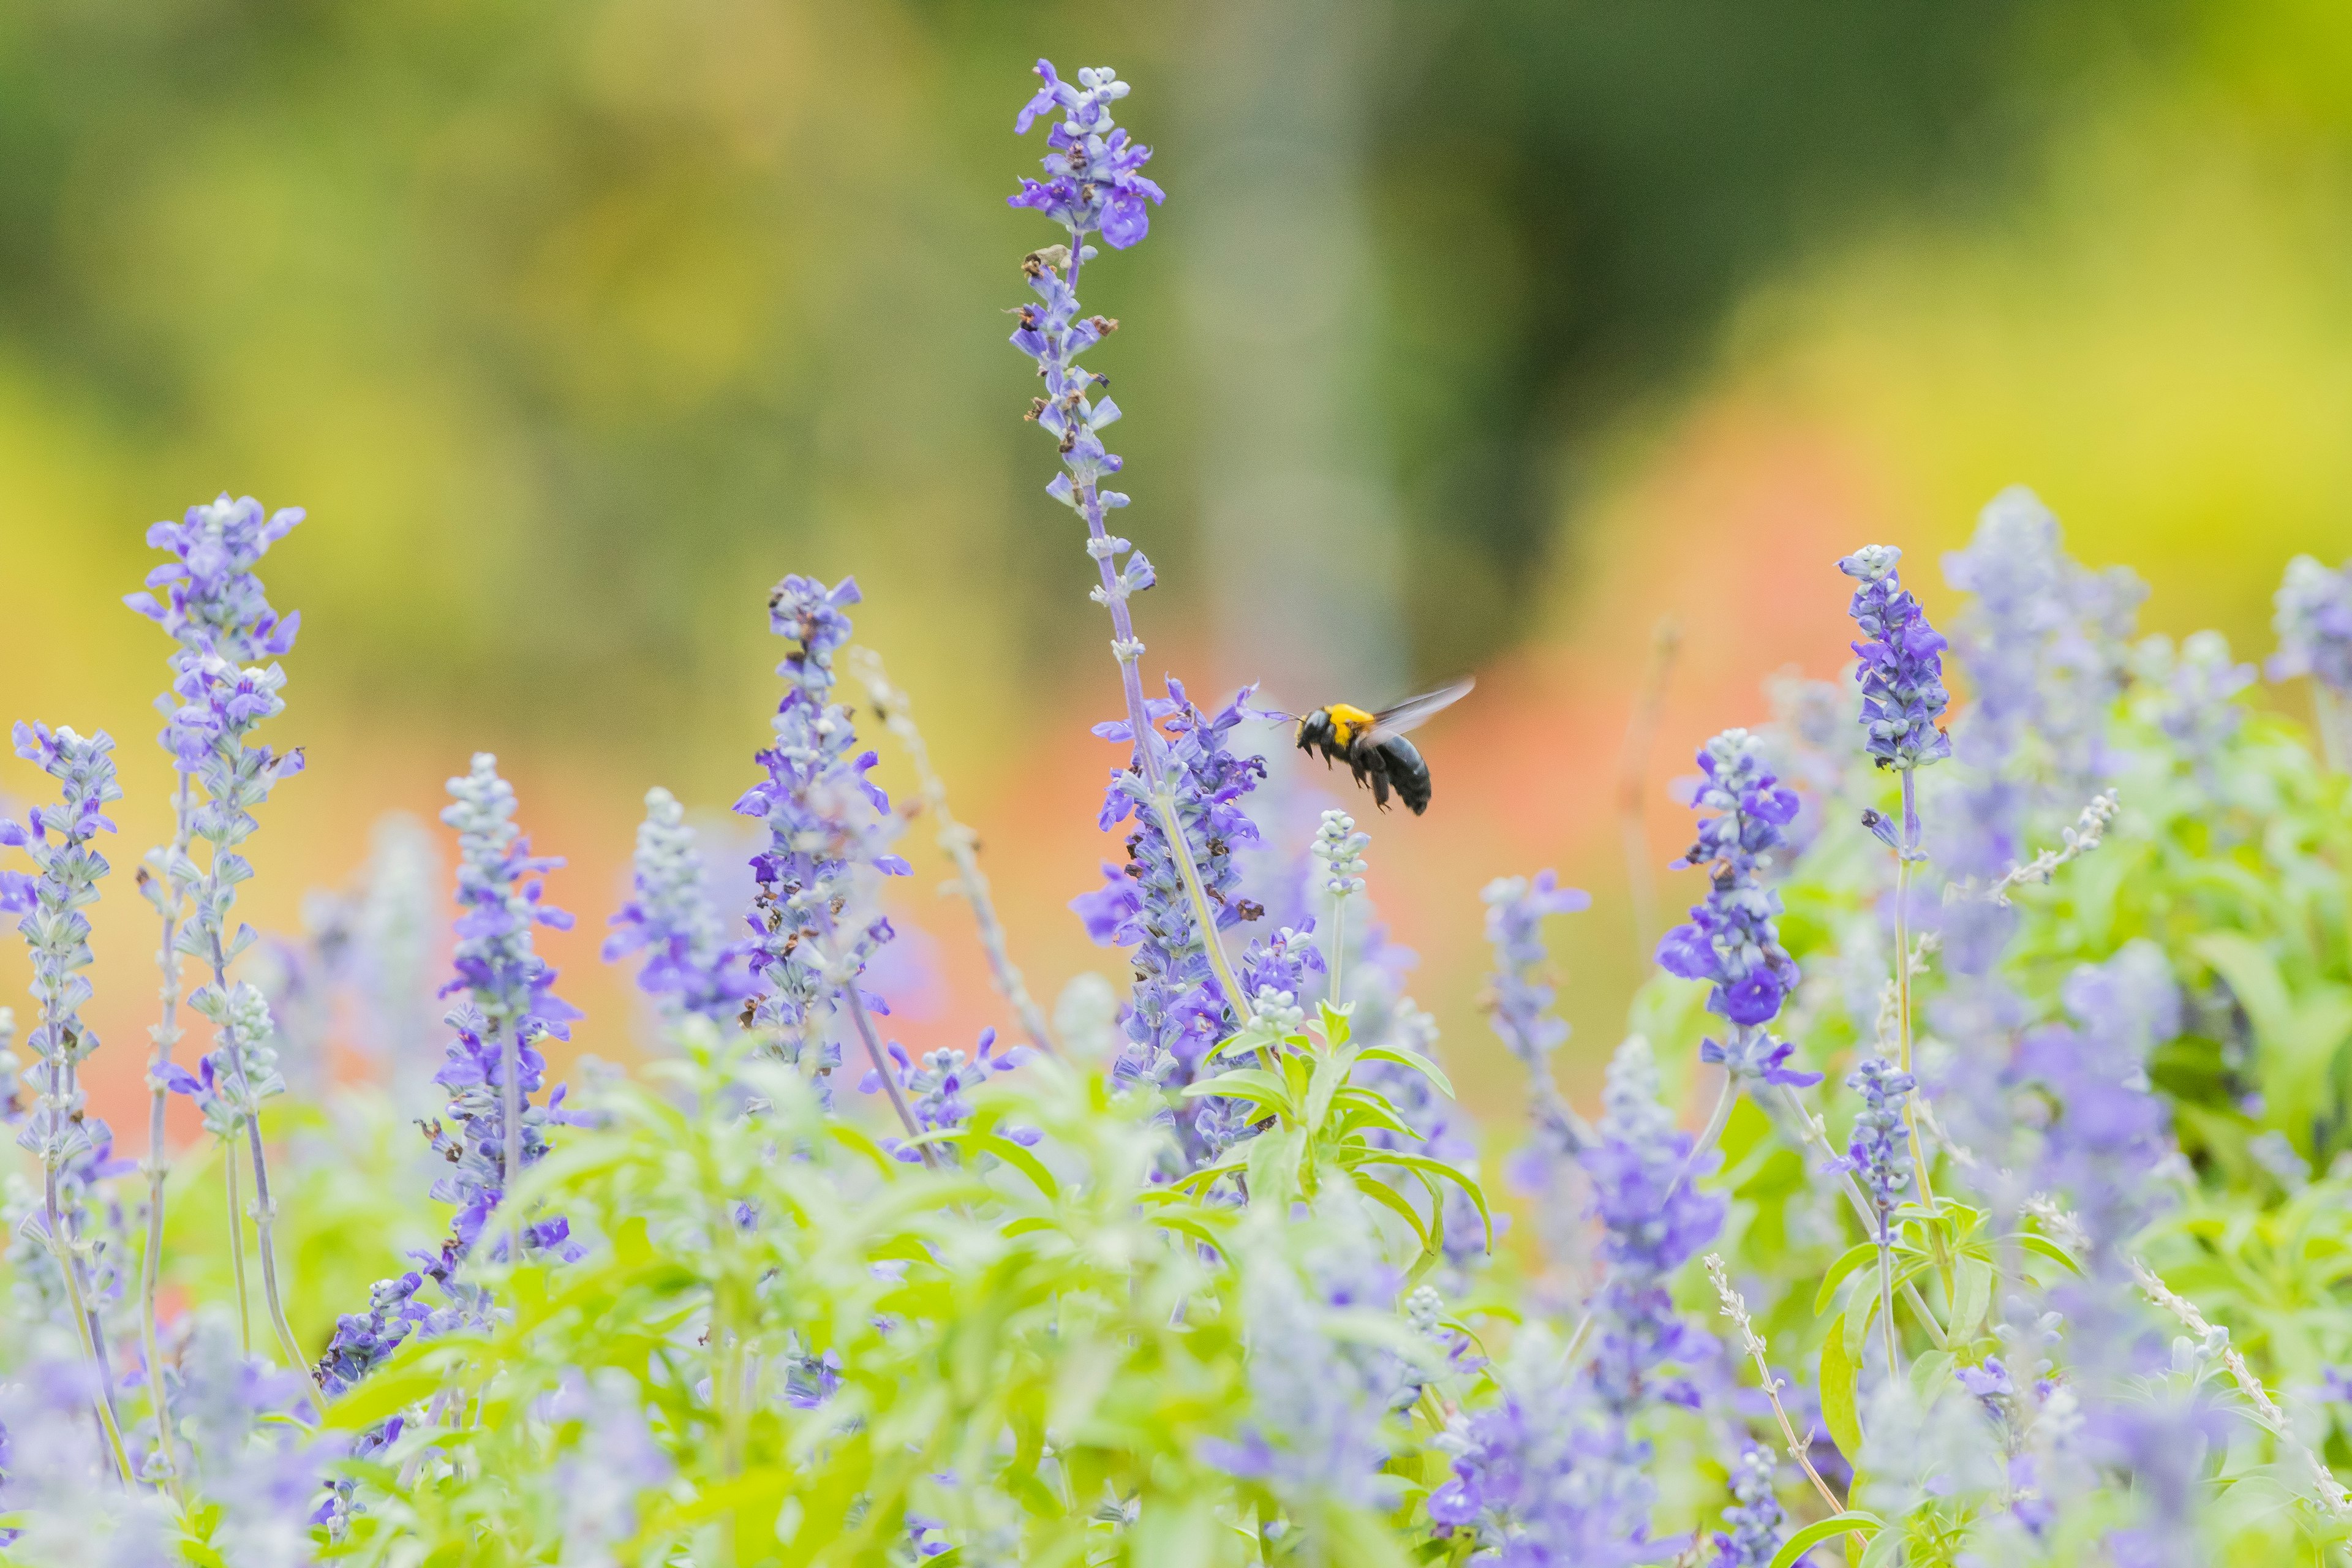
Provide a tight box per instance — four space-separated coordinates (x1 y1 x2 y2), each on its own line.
1820 1314 1862 1458
1349 1170 1434 1256
1304 1047 1351 1138
1768 1512 1882 1568
1354 1044 1455 1100
1814 1242 1886 1316
1182 1068 1295 1120
2011 1232 2084 1276
1950 1254 1992 1340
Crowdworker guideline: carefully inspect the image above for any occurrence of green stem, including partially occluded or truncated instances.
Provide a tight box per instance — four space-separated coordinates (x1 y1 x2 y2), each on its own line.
1327 894 1348 1006
225 1139 252 1358
46 1163 132 1482
140 769 194 1497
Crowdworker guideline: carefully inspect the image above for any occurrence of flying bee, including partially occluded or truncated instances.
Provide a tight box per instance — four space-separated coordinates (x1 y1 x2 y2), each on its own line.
1294 679 1474 815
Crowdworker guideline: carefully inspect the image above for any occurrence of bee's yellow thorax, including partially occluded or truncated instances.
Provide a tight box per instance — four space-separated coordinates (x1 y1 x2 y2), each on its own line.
1325 703 1377 746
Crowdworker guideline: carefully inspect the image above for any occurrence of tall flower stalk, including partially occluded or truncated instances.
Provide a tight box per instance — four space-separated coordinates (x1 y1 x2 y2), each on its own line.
2267 553 2352 771
0 722 133 1479
733 575 925 1151
127 495 309 1382
1311 810 1369 1004
1839 545 1951 1211
1007 59 1254 1035
1654 728 1820 1185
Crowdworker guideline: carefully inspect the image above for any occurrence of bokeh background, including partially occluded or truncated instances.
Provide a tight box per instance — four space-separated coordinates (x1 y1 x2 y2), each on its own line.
6 0 2352 1147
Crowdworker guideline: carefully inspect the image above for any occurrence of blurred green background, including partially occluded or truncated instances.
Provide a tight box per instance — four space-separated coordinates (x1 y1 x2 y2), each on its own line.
4 0 2351 1141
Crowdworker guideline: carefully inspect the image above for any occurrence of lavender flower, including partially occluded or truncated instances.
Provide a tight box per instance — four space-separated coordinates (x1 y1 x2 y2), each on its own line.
1428 1330 1656 1565
1011 62 1165 250
1 722 131 1455
1480 870 1593 1147
546 1369 675 1566
1074 681 1268 1163
432 755 580 1260
2136 631 2255 793
167 1314 333 1566
1205 1225 1412 1509
2267 554 2352 693
128 496 311 1381
0 1358 176 1564
1938 492 2144 879
1654 731 1819 1089
315 757 581 1395
1840 546 1951 773
605 786 745 1023
1842 1056 1917 1243
1711 1446 1786 1567
733 575 911 1100
860 1027 1035 1162
2267 554 2352 767
1 723 122 1183
2013 942 2180 1273
1581 1036 1723 1417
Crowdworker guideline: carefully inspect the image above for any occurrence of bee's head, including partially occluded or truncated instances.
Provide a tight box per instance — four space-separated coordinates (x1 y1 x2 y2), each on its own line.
1296 710 1331 750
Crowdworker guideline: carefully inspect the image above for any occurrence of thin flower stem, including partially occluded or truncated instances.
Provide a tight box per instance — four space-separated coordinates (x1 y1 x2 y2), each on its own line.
2317 685 2348 774
224 1134 252 1357
1706 1254 1844 1513
1669 1073 1736 1199
846 648 1057 1057
2132 1257 2352 1524
1893 769 1937 1216
1327 895 1348 1007
1775 1082 1949 1349
138 769 193 1497
1061 238 1254 1038
1147 788 1256 1028
45 1163 132 1483
201 920 306 1377
500 1019 523 1271
842 984 940 1170
1879 1233 1902 1377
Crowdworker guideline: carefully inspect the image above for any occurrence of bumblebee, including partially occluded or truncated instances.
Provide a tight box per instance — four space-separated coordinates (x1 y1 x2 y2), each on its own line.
1295 679 1474 815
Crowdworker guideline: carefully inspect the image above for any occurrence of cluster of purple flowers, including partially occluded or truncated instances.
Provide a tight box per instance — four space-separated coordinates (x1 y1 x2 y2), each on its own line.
1011 62 1165 251
1073 680 1268 1160
1839 545 1951 774
605 786 745 1023
861 1027 1038 1163
1480 870 1593 1164
1842 1056 1916 1243
315 756 581 1396
1 723 123 1178
1937 492 2142 878
733 575 910 1096
1711 1446 1787 1567
1654 730 1817 1090
2267 554 2352 693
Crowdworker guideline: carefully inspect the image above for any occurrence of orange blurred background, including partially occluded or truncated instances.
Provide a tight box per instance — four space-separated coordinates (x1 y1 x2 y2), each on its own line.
6 0 2352 1153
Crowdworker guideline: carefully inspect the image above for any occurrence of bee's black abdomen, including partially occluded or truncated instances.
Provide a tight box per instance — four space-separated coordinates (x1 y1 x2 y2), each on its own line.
1375 735 1433 815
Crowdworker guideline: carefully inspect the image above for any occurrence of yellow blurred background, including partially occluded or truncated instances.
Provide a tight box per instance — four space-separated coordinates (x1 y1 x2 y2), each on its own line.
4 0 2351 1148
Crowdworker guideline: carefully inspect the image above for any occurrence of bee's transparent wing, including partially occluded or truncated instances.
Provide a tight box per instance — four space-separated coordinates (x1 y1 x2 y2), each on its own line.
1368 678 1475 739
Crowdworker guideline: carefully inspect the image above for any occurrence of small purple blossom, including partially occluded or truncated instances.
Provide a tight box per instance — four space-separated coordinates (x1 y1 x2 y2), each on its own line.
2267 553 2352 693
1711 1446 1787 1567
861 1026 1035 1161
1009 61 1166 251
1076 680 1267 1166
2 723 123 1177
1839 545 1951 772
1654 730 1819 1088
1842 1055 1916 1243
605 786 748 1023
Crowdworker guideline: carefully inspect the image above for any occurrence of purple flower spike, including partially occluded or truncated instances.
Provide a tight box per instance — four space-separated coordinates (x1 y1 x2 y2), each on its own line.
605 786 749 1024
1078 681 1270 1169
736 574 911 1102
1009 61 1165 251
1839 545 1952 772
2267 554 2352 694
1656 729 1818 1091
